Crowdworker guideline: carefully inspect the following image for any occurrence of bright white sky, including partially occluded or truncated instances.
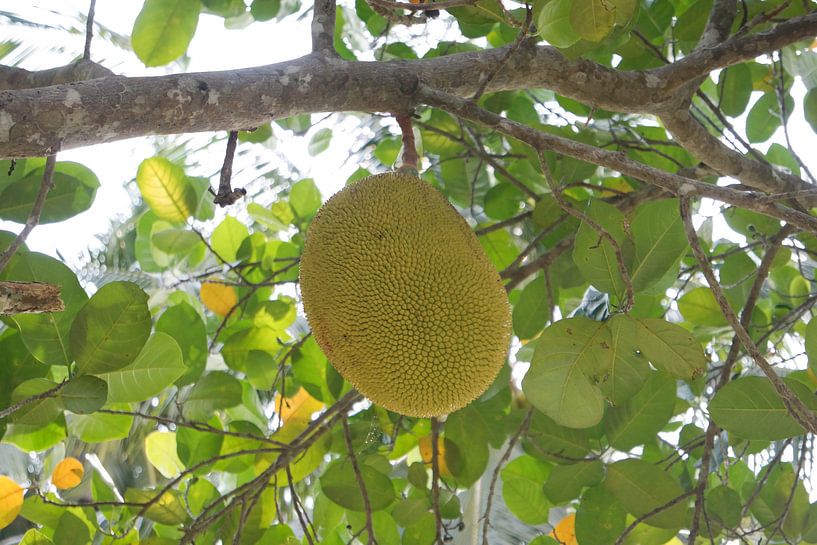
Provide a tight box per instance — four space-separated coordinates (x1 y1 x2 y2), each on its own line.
2 1 816 268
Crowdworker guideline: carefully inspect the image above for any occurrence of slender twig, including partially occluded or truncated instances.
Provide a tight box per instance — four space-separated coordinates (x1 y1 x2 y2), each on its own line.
472 6 532 102
83 0 97 60
680 198 817 434
481 408 533 545
537 149 634 312
342 418 377 544
288 466 317 545
0 152 58 273
0 379 67 420
614 490 696 545
431 417 444 545
212 131 246 207
475 211 532 236
687 223 794 544
502 236 572 291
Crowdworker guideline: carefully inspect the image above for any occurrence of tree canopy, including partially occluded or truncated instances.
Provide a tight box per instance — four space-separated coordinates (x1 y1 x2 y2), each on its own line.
2 1 817 544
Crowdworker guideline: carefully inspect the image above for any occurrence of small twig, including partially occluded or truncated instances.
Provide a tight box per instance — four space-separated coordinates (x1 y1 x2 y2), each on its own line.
472 5 532 102
288 466 317 545
212 131 246 207
431 417 444 545
474 211 532 236
481 408 533 545
83 0 97 60
502 236 573 291
311 0 338 53
0 152 58 273
614 490 696 545
0 379 67 420
680 198 817 434
537 149 634 312
342 418 377 544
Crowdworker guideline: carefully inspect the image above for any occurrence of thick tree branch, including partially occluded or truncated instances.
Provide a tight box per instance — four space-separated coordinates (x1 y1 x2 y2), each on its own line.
418 86 817 235
0 281 63 314
311 0 337 53
0 59 113 91
660 107 813 199
5 13 816 158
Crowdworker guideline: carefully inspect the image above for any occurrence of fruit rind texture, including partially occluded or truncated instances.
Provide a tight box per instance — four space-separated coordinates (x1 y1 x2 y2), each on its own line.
299 172 512 417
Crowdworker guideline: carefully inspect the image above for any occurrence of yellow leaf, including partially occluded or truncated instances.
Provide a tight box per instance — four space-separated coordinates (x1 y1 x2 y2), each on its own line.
549 513 578 545
145 431 185 478
200 282 237 316
51 457 84 490
136 157 196 223
274 388 324 426
0 476 24 530
418 435 452 479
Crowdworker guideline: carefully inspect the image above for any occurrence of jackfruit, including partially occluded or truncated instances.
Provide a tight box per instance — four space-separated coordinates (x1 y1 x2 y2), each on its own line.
299 172 511 417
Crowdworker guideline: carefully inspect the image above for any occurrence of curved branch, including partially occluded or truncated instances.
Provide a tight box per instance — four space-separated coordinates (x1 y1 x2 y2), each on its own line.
0 59 114 91
660 108 812 198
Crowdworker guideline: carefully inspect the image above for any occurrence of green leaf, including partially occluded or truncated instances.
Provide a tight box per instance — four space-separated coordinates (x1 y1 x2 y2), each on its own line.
145 431 185 478
570 0 616 42
808 318 817 375
392 498 430 527
496 455 549 523
706 485 741 528
746 92 794 143
136 157 197 223
176 425 223 468
483 183 524 221
19 529 54 545
251 0 281 20
308 128 332 156
132 0 201 66
7 252 88 366
805 88 817 134
96 332 187 403
538 0 580 48
445 405 490 486
522 317 609 428
573 200 630 298
181 371 243 420
633 317 706 379
4 417 66 452
709 376 816 440
718 64 753 117
604 371 675 450
320 459 395 511
599 314 649 405
211 216 249 262
629 199 686 293
478 229 518 271
151 228 202 255
70 281 151 375
544 460 604 505
512 274 550 340
59 375 107 414
576 485 627 545
124 488 188 524
678 286 727 326
0 162 99 224
605 459 686 529
53 512 90 545
11 378 63 426
290 178 322 220
155 302 207 386
66 409 133 443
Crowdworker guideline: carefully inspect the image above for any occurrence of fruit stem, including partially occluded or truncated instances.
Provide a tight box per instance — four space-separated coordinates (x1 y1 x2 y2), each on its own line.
395 114 419 175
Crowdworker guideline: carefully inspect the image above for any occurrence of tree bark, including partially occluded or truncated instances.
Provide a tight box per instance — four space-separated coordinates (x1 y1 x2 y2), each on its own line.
0 281 64 314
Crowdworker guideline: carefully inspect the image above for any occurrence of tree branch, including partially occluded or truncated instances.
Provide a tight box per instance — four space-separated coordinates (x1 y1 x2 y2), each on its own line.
0 281 63 314
680 198 817 435
0 59 114 91
418 86 817 234
311 0 337 53
342 418 377 544
6 13 816 157
0 152 58 273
